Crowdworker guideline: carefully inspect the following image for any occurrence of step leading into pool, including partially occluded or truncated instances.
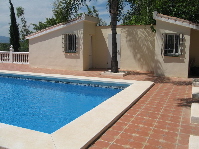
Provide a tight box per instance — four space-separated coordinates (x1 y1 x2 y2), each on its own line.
191 103 199 124
189 135 199 149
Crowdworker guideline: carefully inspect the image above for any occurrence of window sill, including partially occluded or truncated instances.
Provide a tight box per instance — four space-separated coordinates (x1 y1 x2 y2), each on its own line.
63 51 78 53
164 55 181 58
164 54 180 57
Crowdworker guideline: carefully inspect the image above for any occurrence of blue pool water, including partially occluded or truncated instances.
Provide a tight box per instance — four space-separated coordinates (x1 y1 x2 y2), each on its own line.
0 76 122 134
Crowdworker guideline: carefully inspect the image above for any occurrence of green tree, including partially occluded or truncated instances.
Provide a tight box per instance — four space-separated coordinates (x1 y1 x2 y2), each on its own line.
82 0 127 73
16 7 31 41
53 0 79 23
108 0 127 73
84 4 107 26
9 0 20 52
109 0 119 72
32 0 81 31
0 43 10 51
123 0 199 26
156 0 199 23
16 6 31 52
32 0 107 32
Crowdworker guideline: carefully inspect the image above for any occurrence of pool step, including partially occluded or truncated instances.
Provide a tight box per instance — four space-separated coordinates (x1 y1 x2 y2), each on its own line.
189 80 199 149
191 78 199 124
101 70 128 77
189 135 199 149
192 87 199 100
191 103 199 124
193 78 199 87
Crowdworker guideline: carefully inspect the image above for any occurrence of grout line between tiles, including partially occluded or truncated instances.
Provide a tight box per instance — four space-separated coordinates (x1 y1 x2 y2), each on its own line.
106 84 160 148
142 84 175 149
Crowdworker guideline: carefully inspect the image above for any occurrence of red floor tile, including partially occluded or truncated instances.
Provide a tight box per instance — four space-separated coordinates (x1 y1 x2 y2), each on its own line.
108 143 126 149
114 137 133 146
99 133 118 143
176 144 189 149
128 141 145 148
91 140 110 148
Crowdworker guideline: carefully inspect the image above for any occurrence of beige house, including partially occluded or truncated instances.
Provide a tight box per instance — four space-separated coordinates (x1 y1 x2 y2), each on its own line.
153 11 199 78
26 13 199 78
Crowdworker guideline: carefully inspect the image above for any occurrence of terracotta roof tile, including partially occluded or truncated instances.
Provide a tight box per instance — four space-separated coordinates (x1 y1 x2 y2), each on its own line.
153 11 199 30
26 14 98 39
156 13 194 24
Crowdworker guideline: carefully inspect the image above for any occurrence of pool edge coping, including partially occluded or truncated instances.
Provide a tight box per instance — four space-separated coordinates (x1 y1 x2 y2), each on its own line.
0 70 154 149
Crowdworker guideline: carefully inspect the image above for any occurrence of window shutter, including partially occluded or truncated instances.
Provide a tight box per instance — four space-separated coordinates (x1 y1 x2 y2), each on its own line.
62 34 66 52
161 33 165 57
179 33 184 44
72 34 76 52
76 35 78 50
179 33 184 55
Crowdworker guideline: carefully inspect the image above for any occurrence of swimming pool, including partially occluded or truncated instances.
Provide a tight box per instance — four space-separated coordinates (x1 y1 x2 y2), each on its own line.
0 70 154 149
0 76 122 133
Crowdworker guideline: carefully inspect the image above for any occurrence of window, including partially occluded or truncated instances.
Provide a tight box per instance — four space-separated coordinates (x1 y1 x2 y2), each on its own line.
62 34 77 53
162 33 183 56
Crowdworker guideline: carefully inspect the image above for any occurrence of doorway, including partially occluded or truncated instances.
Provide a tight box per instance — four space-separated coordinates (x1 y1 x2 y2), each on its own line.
89 35 93 69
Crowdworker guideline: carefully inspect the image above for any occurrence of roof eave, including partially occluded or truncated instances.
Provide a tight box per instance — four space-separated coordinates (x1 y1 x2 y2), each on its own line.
26 14 99 40
153 11 199 31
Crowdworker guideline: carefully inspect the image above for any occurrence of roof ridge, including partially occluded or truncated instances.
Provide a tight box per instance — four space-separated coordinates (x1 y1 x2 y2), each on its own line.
26 14 98 39
157 12 194 24
153 11 199 30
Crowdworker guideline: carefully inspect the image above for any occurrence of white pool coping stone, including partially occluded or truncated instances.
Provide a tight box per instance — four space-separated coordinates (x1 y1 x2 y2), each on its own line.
191 103 199 124
189 135 199 149
101 70 128 77
0 70 154 149
192 87 199 100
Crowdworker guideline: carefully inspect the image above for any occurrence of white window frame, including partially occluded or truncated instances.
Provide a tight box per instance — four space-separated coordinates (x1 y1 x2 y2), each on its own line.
62 34 77 53
162 33 183 57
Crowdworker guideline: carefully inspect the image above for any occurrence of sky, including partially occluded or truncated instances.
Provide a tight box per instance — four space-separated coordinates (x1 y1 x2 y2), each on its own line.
0 0 111 37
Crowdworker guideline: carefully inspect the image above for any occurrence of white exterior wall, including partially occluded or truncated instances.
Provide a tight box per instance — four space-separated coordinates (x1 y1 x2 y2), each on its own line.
120 26 155 71
154 20 191 78
94 25 155 72
82 21 97 70
93 26 112 68
29 22 84 70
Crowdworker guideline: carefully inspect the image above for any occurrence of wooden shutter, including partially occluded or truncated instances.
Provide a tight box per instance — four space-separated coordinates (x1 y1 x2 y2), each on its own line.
161 33 165 57
179 33 184 55
62 34 67 52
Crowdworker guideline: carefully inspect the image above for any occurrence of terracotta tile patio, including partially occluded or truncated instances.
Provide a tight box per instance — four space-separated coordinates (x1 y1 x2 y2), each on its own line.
0 63 199 149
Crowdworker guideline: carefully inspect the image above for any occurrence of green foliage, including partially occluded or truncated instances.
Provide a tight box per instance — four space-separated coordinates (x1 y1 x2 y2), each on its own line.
53 0 79 23
32 0 109 32
9 0 20 52
32 17 57 32
32 0 85 31
108 0 128 22
16 7 32 41
16 6 31 51
84 4 107 26
156 0 199 23
19 40 29 52
123 0 199 26
0 43 10 51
